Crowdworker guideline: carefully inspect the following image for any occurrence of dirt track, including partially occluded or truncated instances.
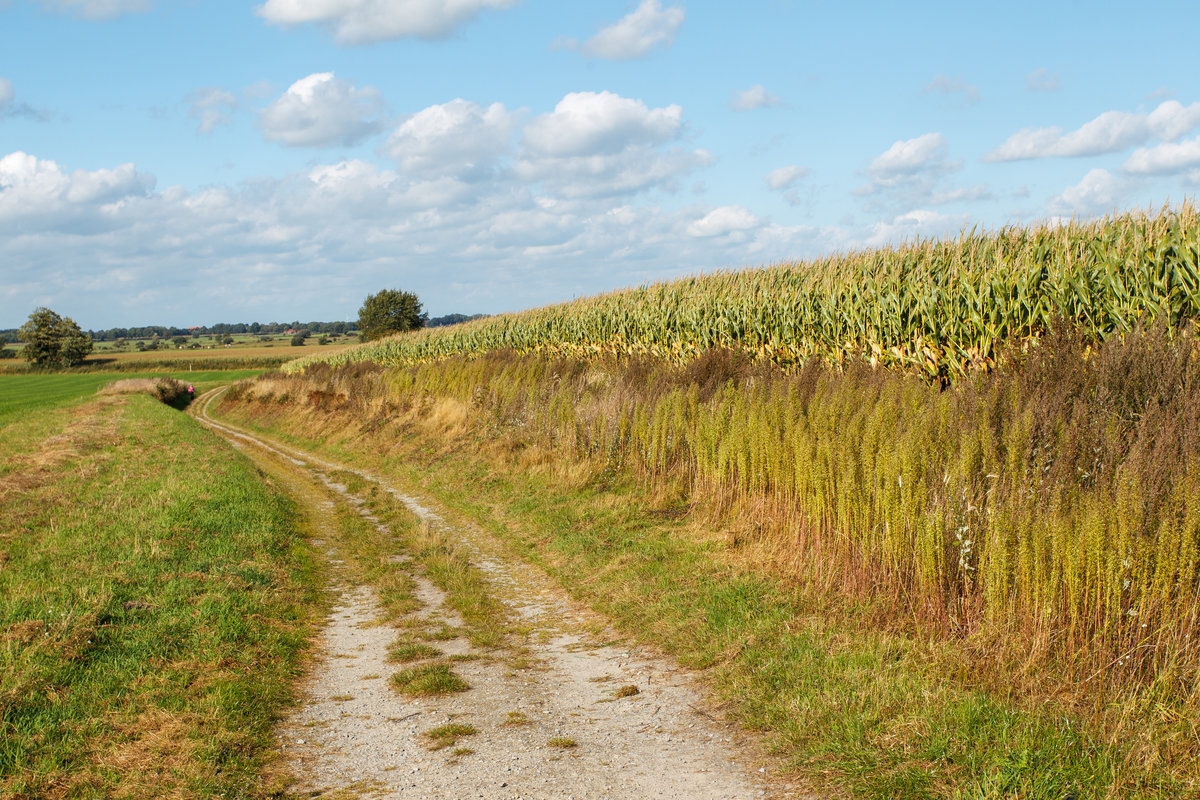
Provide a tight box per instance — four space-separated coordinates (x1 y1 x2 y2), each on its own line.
195 390 809 799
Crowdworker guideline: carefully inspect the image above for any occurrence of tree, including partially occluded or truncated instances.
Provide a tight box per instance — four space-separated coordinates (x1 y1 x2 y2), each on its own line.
357 289 426 342
18 308 93 367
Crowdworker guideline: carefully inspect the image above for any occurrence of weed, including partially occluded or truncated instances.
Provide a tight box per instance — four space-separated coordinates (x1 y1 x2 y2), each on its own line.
388 639 442 662
390 663 470 696
424 723 477 750
548 737 577 749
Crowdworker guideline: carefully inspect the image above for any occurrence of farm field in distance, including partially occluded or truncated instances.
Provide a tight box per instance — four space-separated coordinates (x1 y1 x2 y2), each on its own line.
0 332 356 372
0 370 264 424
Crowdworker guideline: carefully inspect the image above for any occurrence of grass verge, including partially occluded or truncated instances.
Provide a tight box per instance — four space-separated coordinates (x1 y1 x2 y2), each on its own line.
0 392 320 799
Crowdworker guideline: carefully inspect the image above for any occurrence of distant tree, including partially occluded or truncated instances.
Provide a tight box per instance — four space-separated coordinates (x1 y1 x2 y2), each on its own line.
172 336 187 347
18 308 93 367
317 335 329 345
427 313 487 328
221 335 234 345
290 330 310 346
357 289 426 342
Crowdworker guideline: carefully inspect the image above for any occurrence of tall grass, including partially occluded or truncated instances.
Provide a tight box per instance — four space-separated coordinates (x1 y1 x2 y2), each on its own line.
235 324 1200 760
287 205 1200 383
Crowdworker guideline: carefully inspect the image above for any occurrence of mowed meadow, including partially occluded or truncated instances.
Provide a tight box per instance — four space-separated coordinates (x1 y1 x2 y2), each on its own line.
0 372 322 798
220 206 1200 797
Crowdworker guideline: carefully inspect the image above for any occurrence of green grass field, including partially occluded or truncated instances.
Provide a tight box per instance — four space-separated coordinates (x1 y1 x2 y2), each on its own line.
0 376 321 797
0 370 264 426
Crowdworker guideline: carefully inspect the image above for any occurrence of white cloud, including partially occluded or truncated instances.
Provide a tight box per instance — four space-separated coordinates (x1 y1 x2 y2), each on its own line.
562 0 684 60
857 133 979 212
522 91 682 157
864 209 967 248
382 99 517 180
765 165 808 191
1146 101 1200 141
0 151 154 232
514 91 707 198
687 205 760 238
731 85 779 111
922 74 979 106
867 133 954 178
34 0 152 19
256 0 517 45
1026 68 1061 92
259 73 385 147
187 88 238 134
1122 137 1200 175
1046 169 1128 217
984 100 1200 161
0 149 842 328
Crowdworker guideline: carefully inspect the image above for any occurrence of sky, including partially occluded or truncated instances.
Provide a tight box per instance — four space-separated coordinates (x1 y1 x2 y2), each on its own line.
2 1 1199 330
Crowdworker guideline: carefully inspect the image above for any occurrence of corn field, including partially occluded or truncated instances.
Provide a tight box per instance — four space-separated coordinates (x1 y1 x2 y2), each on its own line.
289 206 1200 381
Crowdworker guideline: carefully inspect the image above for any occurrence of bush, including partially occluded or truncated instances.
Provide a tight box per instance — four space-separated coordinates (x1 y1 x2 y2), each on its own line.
99 378 191 407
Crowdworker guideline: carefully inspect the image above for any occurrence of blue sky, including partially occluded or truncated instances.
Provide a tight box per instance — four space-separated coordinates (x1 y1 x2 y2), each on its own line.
2 0 1198 330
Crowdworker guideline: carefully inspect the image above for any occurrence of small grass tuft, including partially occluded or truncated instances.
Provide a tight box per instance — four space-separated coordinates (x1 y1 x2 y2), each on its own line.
390 663 470 696
502 711 531 726
388 641 442 663
547 737 577 749
424 723 477 750
614 684 639 698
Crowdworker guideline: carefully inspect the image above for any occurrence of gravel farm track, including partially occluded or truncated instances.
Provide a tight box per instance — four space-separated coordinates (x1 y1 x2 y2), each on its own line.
194 388 813 800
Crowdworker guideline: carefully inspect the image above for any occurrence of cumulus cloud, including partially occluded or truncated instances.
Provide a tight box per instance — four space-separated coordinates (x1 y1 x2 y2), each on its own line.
1122 137 1200 175
1026 68 1061 92
984 100 1200 161
0 151 154 233
764 165 811 208
856 133 983 213
382 99 517 180
731 85 779 111
0 148 849 329
559 0 684 60
866 132 957 180
1047 168 1129 217
187 88 238 134
765 165 808 191
256 0 517 45
515 91 708 197
922 74 979 106
864 209 967 247
522 91 681 156
260 73 385 147
33 0 152 19
687 205 760 238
